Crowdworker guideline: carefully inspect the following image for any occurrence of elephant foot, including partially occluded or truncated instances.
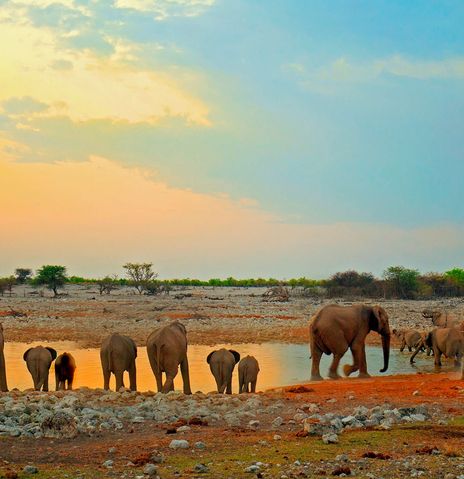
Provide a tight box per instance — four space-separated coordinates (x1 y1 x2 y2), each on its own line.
343 364 356 377
310 374 324 382
328 372 341 380
358 372 371 379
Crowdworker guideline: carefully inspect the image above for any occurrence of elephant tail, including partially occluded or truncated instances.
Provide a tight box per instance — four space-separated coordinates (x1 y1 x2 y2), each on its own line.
218 362 227 393
156 343 164 374
107 344 114 373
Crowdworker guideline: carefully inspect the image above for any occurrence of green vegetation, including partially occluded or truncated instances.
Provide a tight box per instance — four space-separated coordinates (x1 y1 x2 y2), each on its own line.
3 263 464 299
31 265 68 297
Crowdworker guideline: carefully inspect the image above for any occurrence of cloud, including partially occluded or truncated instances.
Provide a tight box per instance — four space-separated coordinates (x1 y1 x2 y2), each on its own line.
114 0 215 20
0 153 462 278
0 7 211 126
286 55 464 92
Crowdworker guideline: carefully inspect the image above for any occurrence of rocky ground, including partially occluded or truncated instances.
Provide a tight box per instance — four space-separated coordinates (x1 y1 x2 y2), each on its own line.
1 285 464 346
1 374 464 478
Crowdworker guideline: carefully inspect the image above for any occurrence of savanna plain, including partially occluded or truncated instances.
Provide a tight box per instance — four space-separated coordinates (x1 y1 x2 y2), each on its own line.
1 285 464 479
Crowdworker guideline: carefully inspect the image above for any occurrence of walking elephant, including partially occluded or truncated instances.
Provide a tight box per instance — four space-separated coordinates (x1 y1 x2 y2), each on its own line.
0 323 7 392
100 333 137 391
55 352 76 390
146 321 191 394
207 348 240 394
238 355 259 393
422 310 464 332
309 304 390 380
23 346 57 391
411 328 464 368
393 328 429 363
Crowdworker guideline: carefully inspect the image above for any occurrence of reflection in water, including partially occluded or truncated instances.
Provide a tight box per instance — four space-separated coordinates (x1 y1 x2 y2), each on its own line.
3 342 457 392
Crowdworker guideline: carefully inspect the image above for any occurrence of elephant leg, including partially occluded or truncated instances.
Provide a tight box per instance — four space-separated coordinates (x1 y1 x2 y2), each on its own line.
328 353 343 379
408 346 412 352
454 352 462 369
433 344 442 367
310 346 324 381
410 346 421 364
129 363 137 392
358 345 370 378
43 372 49 392
180 357 192 395
250 380 256 393
155 372 163 392
343 346 359 377
226 377 232 394
103 368 111 390
68 371 74 390
115 370 124 391
55 372 60 391
400 340 405 353
162 375 175 393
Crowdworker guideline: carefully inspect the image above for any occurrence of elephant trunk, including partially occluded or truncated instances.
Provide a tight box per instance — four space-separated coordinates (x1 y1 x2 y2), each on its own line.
379 333 390 373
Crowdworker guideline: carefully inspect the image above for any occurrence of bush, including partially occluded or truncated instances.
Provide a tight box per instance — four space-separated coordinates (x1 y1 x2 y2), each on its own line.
32 265 68 297
383 266 420 299
15 268 32 284
327 270 379 298
97 276 119 295
123 263 158 294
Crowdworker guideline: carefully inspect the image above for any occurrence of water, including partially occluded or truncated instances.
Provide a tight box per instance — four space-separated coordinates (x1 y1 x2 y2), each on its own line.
3 342 455 392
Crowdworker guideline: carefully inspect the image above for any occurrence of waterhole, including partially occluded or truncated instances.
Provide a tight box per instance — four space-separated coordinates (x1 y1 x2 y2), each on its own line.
3 342 456 392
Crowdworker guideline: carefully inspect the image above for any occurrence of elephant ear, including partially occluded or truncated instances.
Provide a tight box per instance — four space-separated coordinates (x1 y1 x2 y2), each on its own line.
229 350 240 364
206 351 216 364
46 347 57 360
23 348 33 361
175 321 187 335
372 306 389 333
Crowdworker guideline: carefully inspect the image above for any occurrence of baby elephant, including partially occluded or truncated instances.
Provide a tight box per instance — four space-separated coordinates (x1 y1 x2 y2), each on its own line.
207 348 240 394
23 346 57 391
238 355 259 393
55 352 76 390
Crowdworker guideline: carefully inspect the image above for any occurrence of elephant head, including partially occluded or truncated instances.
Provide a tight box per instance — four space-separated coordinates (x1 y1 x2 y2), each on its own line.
371 306 390 373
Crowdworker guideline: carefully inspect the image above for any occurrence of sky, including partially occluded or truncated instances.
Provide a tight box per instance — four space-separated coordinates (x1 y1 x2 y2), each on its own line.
0 0 463 279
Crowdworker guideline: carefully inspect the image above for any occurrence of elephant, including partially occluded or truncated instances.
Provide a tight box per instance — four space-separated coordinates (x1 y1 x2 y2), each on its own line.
392 328 430 363
55 352 76 390
146 321 191 394
422 309 464 331
411 328 464 368
309 304 390 380
238 355 259 393
0 323 7 392
23 346 57 391
207 348 240 394
100 333 137 391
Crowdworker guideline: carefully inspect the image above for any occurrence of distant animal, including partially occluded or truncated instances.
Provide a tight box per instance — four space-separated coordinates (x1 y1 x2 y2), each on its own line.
238 355 259 393
100 333 137 391
207 348 240 394
392 328 430 364
0 323 7 392
422 309 464 331
23 346 57 391
309 304 390 380
411 327 464 368
146 321 191 394
55 352 76 390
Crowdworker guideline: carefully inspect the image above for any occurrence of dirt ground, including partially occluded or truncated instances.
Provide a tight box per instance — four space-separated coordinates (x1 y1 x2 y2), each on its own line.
1 285 463 347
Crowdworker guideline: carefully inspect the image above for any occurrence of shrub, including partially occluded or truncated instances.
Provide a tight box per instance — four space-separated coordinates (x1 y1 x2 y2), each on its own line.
32 265 68 297
123 262 158 294
15 268 32 284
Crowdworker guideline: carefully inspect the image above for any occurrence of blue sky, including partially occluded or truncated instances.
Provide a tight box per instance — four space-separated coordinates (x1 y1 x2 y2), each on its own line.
1 0 463 277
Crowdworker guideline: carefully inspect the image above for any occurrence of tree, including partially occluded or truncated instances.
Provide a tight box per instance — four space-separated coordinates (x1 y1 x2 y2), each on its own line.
383 266 419 299
97 275 119 295
33 265 68 297
123 262 157 294
444 268 464 286
15 268 32 284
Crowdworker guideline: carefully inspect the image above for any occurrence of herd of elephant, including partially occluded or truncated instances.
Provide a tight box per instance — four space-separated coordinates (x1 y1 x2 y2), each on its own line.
0 321 260 394
0 304 463 395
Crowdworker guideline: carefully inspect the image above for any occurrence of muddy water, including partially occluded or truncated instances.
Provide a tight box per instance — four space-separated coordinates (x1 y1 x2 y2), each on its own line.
3 342 453 392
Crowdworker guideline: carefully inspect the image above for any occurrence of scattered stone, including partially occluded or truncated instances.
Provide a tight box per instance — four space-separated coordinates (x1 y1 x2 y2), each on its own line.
194 463 209 473
177 425 191 433
274 434 282 441
169 439 190 449
194 441 206 450
245 464 260 473
23 465 38 474
322 433 338 444
102 460 114 468
143 463 157 476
